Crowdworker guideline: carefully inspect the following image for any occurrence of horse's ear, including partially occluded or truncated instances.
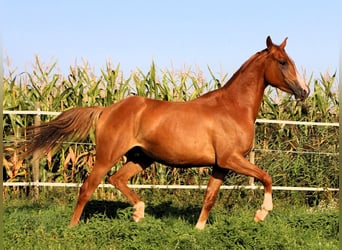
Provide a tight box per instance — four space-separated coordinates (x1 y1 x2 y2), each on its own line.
266 36 273 50
280 37 288 49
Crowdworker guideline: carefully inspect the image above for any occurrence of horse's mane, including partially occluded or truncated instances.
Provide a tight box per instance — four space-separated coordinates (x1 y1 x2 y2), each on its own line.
197 48 269 100
238 49 268 73
219 48 269 89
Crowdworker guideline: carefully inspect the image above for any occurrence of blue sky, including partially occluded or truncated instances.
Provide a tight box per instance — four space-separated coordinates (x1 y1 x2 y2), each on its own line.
2 1 340 80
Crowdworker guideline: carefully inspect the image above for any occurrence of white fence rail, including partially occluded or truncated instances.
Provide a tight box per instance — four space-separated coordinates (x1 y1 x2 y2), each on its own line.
3 110 339 192
3 110 340 127
2 182 339 192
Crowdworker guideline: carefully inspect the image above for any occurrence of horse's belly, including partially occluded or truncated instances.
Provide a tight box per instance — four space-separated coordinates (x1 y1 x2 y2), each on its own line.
141 136 216 166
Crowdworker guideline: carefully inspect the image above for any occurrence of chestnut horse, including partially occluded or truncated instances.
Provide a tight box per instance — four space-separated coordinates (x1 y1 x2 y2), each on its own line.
20 36 309 229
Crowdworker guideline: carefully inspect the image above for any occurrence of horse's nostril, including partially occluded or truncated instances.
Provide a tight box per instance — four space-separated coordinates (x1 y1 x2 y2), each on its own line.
300 88 310 100
304 88 310 97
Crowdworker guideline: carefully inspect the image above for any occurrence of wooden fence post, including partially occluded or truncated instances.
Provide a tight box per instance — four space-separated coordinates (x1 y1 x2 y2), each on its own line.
32 102 41 200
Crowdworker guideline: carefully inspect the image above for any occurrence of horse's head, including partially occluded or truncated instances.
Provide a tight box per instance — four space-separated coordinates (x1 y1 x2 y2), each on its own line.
264 36 310 100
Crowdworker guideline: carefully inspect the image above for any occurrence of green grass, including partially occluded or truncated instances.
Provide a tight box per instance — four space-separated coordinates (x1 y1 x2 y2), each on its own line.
3 189 339 249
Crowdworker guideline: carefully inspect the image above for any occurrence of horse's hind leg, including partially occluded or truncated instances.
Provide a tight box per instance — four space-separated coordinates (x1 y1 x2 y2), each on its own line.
69 137 131 226
69 160 114 226
108 151 153 222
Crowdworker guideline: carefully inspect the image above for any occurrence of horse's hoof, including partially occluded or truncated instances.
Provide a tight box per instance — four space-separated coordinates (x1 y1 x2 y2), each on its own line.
254 208 268 222
133 215 144 222
195 222 206 230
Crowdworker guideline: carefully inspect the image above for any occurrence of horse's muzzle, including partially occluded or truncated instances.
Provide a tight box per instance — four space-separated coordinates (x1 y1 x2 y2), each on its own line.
294 88 310 101
289 81 310 101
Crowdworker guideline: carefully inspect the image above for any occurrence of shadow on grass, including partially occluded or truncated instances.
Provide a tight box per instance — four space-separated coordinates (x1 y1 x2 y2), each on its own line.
82 200 202 225
146 201 202 224
82 200 131 221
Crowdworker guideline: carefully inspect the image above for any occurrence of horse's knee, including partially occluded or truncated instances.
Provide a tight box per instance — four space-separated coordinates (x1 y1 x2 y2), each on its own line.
108 175 124 189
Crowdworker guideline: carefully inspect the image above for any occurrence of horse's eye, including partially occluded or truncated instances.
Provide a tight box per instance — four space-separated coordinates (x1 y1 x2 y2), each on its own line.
278 60 287 66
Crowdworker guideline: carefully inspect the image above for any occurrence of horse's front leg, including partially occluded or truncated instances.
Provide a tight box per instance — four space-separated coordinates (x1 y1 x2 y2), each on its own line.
195 167 227 230
218 153 273 222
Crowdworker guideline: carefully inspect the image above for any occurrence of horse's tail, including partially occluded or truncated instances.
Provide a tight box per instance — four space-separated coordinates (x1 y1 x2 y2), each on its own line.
19 106 104 159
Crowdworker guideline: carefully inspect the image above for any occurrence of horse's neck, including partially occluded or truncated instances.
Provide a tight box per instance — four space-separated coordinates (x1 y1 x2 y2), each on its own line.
217 62 267 121
196 52 268 121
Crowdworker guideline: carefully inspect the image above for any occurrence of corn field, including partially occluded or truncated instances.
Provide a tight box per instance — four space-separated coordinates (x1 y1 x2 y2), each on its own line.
2 57 339 190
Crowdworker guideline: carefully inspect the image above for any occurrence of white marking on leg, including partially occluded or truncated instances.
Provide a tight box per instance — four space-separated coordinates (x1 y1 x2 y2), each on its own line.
195 221 206 230
254 192 273 222
133 201 145 222
263 192 273 211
